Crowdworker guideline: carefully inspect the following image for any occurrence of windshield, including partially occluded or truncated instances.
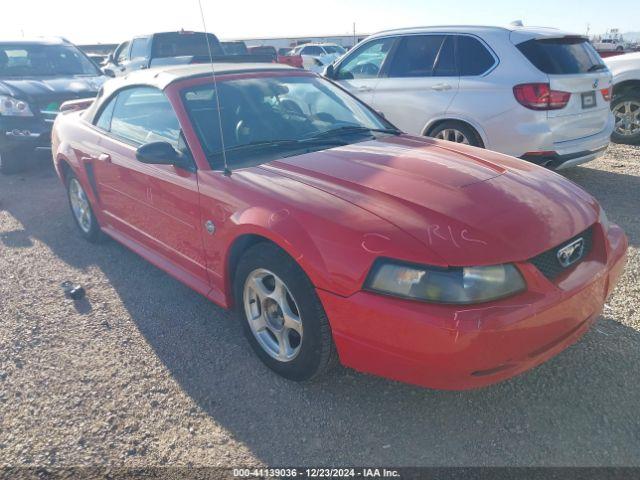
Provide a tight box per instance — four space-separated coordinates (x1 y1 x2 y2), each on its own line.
516 37 604 74
182 74 395 169
0 44 100 77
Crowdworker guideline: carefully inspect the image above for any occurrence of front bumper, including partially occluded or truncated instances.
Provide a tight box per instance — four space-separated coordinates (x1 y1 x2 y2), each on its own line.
319 223 628 390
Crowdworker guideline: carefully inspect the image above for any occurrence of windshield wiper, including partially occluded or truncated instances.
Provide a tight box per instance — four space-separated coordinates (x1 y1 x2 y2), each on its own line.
587 64 608 72
304 125 401 140
223 139 299 152
209 137 347 158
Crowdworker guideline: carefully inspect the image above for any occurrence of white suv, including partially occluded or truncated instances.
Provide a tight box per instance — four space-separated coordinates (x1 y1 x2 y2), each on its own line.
325 25 614 169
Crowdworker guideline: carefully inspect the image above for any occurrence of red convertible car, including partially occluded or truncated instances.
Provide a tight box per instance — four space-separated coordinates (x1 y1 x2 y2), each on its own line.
52 64 628 390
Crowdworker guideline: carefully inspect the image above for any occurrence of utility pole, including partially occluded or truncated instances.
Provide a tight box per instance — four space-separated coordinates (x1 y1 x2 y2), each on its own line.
353 22 356 48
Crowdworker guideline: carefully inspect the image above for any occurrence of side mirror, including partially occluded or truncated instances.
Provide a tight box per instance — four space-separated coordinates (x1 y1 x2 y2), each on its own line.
323 64 335 79
102 67 116 78
136 142 191 170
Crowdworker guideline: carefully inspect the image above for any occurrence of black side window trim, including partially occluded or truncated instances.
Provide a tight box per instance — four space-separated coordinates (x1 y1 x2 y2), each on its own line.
367 32 499 79
431 35 457 76
94 95 117 132
455 33 499 77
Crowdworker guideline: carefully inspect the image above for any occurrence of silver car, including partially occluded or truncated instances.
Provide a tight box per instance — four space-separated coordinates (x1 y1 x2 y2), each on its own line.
325 25 614 169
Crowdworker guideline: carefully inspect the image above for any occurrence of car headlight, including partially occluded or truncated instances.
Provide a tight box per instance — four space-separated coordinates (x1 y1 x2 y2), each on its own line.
0 95 34 117
598 207 610 231
365 260 526 304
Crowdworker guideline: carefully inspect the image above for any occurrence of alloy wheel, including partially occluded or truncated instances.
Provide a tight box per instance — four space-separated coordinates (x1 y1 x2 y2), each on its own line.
243 268 303 362
68 178 92 234
613 100 640 137
435 128 470 144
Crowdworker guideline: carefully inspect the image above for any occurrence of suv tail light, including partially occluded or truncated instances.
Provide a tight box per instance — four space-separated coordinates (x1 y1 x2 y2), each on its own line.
513 83 571 110
600 88 611 102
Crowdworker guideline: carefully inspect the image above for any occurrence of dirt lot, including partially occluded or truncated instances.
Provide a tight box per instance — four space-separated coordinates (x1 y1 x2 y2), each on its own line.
0 144 639 468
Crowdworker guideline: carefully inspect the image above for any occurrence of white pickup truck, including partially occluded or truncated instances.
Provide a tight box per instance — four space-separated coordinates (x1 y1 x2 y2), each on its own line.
605 52 640 144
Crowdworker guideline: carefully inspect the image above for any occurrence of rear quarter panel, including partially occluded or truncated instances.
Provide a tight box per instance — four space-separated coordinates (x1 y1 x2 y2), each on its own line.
446 30 549 156
52 111 104 213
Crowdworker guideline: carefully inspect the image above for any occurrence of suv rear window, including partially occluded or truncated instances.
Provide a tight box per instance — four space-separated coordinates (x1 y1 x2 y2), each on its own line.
151 32 223 58
516 37 602 74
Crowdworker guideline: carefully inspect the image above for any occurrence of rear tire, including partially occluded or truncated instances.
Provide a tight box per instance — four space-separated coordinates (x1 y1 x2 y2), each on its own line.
65 172 105 243
234 243 338 381
0 148 26 175
611 92 640 145
428 121 484 147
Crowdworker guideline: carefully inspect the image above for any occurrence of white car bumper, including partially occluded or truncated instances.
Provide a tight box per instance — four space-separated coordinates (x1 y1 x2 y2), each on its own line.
509 111 614 169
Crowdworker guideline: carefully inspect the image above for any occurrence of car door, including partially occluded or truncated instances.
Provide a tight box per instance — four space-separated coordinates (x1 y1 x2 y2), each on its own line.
332 37 396 105
126 37 151 72
368 34 460 135
105 41 131 76
89 86 209 287
443 35 499 146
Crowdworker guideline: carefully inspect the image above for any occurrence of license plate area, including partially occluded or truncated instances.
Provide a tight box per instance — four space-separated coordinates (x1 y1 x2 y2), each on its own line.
581 91 596 109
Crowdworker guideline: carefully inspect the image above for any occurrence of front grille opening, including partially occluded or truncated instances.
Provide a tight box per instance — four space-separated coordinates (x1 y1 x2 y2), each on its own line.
529 227 593 280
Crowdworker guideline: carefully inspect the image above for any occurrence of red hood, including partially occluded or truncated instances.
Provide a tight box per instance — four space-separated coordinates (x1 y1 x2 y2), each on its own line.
260 135 598 266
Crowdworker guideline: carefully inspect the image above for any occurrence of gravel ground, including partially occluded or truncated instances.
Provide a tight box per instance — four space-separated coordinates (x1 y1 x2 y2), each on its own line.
0 144 639 468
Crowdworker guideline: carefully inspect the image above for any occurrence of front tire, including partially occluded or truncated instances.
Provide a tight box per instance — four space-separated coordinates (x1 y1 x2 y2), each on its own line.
66 173 104 242
429 121 484 147
611 92 640 144
234 243 338 381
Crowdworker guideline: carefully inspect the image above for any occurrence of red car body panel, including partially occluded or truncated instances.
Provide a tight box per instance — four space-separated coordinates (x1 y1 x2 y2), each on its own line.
51 68 628 390
276 54 304 68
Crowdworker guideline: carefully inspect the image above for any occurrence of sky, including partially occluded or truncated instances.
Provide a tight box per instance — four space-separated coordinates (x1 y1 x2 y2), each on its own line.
3 0 639 45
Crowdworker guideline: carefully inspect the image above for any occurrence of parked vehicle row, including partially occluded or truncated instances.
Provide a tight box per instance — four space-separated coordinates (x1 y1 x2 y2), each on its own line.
5 25 638 175
50 63 628 390
221 40 304 68
102 31 274 78
247 45 304 68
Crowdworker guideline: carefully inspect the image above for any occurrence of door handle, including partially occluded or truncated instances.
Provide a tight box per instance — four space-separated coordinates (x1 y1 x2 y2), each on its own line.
98 153 112 163
431 83 452 91
357 86 373 92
